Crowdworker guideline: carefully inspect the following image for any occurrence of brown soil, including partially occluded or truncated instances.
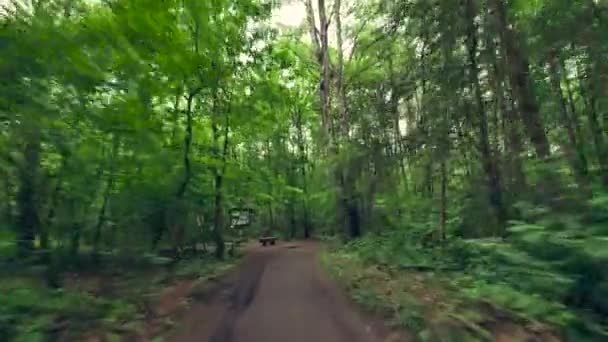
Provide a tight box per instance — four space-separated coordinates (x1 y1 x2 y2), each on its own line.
168 241 397 342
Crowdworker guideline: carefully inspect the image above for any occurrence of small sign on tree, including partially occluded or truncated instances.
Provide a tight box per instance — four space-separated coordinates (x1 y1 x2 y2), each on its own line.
229 207 254 229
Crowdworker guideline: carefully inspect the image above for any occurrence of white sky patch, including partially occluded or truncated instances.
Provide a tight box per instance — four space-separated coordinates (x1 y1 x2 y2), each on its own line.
273 1 306 27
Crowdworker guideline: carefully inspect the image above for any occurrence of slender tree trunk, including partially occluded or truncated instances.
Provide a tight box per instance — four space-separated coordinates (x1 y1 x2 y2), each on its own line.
439 159 447 241
506 95 528 193
170 87 183 142
294 107 312 238
561 53 588 176
170 89 198 256
334 0 348 136
93 136 119 260
42 178 62 251
289 197 296 239
334 0 360 239
305 0 332 144
2 175 12 226
466 0 507 230
176 90 198 198
211 92 228 259
424 161 433 197
92 177 112 260
548 55 590 189
303 203 311 239
16 136 40 256
69 198 81 259
389 56 408 188
577 60 608 187
318 0 332 142
490 41 526 194
586 2 608 130
489 0 551 158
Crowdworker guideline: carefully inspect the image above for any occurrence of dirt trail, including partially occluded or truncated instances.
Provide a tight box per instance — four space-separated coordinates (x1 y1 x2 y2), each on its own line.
169 241 392 342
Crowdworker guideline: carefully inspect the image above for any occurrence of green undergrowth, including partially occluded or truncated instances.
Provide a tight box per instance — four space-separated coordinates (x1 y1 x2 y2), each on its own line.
323 195 608 341
1 282 137 341
321 234 608 341
0 253 240 341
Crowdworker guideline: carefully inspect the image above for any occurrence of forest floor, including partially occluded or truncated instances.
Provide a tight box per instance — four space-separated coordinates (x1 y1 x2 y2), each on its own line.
166 240 402 342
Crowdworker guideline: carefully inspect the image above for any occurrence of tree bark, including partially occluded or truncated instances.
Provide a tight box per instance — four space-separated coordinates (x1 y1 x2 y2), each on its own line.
489 0 551 158
305 0 332 144
548 54 589 189
176 89 198 198
334 0 348 136
577 60 608 187
439 159 447 241
294 106 312 239
93 136 119 260
561 57 585 146
16 136 40 256
42 176 63 252
389 55 408 187
2 174 12 226
334 0 360 239
466 0 507 230
211 91 228 259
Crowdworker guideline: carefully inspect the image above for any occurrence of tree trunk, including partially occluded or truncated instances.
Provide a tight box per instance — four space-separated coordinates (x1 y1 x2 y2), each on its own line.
577 60 608 187
69 199 81 259
294 106 311 238
212 129 225 259
334 0 348 136
318 0 332 142
424 161 433 196
334 0 360 239
92 178 111 260
170 89 198 256
489 0 551 158
176 90 197 199
305 0 332 144
548 55 589 189
506 97 528 193
42 178 62 251
340 171 361 239
586 2 608 130
466 0 507 230
16 137 40 257
211 94 228 259
289 198 296 239
2 175 12 226
389 56 408 188
491 55 527 195
93 136 119 261
439 159 447 241
561 54 589 176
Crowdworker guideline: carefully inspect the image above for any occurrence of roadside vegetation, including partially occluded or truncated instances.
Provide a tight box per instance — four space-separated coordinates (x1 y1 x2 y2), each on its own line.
1 252 239 340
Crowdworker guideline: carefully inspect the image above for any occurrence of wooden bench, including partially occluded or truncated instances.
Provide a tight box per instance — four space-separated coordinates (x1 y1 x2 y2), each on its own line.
259 236 277 246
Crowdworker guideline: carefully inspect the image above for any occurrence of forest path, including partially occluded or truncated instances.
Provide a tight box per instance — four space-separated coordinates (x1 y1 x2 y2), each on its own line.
168 241 394 342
